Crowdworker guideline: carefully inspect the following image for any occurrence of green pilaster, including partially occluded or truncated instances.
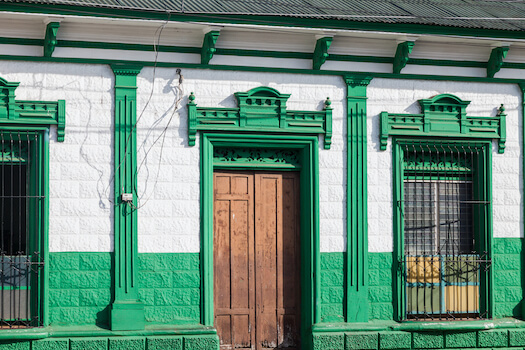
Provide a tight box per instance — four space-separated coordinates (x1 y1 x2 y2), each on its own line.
344 75 373 322
519 82 525 320
110 65 144 331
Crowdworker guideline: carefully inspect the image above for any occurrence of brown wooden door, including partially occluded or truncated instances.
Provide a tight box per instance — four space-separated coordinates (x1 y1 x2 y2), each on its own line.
214 171 301 350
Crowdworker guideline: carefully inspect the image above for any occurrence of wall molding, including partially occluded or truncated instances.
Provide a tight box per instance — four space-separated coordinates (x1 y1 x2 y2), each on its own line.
188 86 332 149
380 93 507 153
0 76 65 141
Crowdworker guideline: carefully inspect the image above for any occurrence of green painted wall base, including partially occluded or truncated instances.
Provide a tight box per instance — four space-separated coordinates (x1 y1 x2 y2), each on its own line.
110 302 145 331
313 328 525 350
0 335 219 350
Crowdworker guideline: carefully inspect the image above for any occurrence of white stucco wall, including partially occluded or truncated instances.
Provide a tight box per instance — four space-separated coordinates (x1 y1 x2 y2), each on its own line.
0 62 114 252
367 79 523 253
135 68 347 253
0 62 520 255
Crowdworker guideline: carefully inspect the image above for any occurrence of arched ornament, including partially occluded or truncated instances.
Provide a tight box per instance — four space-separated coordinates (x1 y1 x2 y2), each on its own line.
0 77 66 141
188 86 332 149
380 93 506 153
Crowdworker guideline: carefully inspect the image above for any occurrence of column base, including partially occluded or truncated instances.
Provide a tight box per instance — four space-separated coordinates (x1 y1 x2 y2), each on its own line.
110 301 145 331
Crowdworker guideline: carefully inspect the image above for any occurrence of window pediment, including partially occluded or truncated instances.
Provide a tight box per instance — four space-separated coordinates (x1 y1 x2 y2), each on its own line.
379 93 505 153
187 86 333 149
0 77 65 142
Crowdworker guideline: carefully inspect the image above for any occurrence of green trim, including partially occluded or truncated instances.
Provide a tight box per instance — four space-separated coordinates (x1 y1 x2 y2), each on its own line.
5 35 519 72
188 86 333 149
313 36 332 70
0 127 48 327
200 133 321 349
110 64 145 331
393 41 414 74
391 139 494 321
43 22 60 58
487 47 509 78
313 318 525 333
0 76 66 141
0 324 216 341
42 129 49 327
213 147 301 169
344 74 373 323
519 82 525 320
380 93 507 153
3 54 525 84
201 31 220 65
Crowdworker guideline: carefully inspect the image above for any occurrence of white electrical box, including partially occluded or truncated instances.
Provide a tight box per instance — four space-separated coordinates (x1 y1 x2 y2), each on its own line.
121 193 133 202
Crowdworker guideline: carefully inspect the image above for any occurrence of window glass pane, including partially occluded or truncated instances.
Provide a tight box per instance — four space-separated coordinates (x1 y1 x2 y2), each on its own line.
404 181 435 255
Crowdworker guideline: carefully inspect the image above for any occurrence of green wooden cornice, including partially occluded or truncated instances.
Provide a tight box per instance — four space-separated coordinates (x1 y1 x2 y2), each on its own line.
380 93 506 153
487 46 509 78
201 30 220 65
393 41 414 74
0 76 65 141
313 36 333 70
44 21 60 58
188 86 333 149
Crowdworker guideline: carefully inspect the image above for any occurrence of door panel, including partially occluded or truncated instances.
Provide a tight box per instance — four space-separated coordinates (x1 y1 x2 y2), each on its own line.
214 171 300 350
214 173 255 350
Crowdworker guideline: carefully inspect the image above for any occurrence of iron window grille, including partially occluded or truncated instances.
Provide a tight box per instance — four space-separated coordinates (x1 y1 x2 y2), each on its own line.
398 141 491 321
0 131 44 327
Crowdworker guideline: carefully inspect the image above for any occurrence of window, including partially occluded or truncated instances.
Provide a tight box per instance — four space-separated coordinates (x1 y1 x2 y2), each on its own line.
0 131 45 327
394 141 492 321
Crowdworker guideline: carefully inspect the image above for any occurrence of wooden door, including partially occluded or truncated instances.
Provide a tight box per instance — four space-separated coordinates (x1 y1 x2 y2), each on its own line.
214 171 301 350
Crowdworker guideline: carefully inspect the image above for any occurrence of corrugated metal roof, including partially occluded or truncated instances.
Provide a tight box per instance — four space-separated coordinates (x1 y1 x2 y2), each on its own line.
3 0 525 32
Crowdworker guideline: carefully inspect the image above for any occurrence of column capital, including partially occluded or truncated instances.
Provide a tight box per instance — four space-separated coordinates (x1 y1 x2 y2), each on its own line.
343 74 374 87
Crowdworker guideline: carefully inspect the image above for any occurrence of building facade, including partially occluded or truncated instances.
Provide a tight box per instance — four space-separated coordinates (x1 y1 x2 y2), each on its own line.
0 1 525 349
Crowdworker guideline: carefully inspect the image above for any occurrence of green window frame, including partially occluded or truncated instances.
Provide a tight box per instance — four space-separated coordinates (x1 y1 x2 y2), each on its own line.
380 93 502 321
0 127 48 327
392 139 493 321
0 76 65 327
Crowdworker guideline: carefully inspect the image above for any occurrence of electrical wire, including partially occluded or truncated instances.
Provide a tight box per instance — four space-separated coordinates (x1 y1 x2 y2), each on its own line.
102 11 171 205
132 70 184 210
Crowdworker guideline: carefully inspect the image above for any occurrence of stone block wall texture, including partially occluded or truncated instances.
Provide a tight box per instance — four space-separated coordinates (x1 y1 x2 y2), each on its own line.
0 62 114 253
368 253 394 320
0 335 219 350
48 252 200 326
48 252 112 326
138 253 200 324
493 238 523 318
314 329 525 350
320 252 345 322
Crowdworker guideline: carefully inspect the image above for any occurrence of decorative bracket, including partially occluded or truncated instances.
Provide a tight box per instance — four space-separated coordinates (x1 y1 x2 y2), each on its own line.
393 41 414 74
0 77 66 141
380 93 506 153
188 86 332 149
313 36 333 70
487 46 509 78
44 21 60 58
201 30 220 65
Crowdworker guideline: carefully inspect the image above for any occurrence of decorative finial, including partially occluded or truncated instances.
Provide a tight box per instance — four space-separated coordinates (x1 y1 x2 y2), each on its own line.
498 103 505 114
325 97 331 107
189 92 195 102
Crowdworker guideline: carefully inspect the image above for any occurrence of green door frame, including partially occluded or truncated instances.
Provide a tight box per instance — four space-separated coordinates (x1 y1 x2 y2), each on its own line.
200 132 321 349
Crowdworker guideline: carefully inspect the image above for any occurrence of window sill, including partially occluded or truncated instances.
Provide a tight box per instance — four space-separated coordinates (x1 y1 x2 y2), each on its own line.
313 318 525 333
